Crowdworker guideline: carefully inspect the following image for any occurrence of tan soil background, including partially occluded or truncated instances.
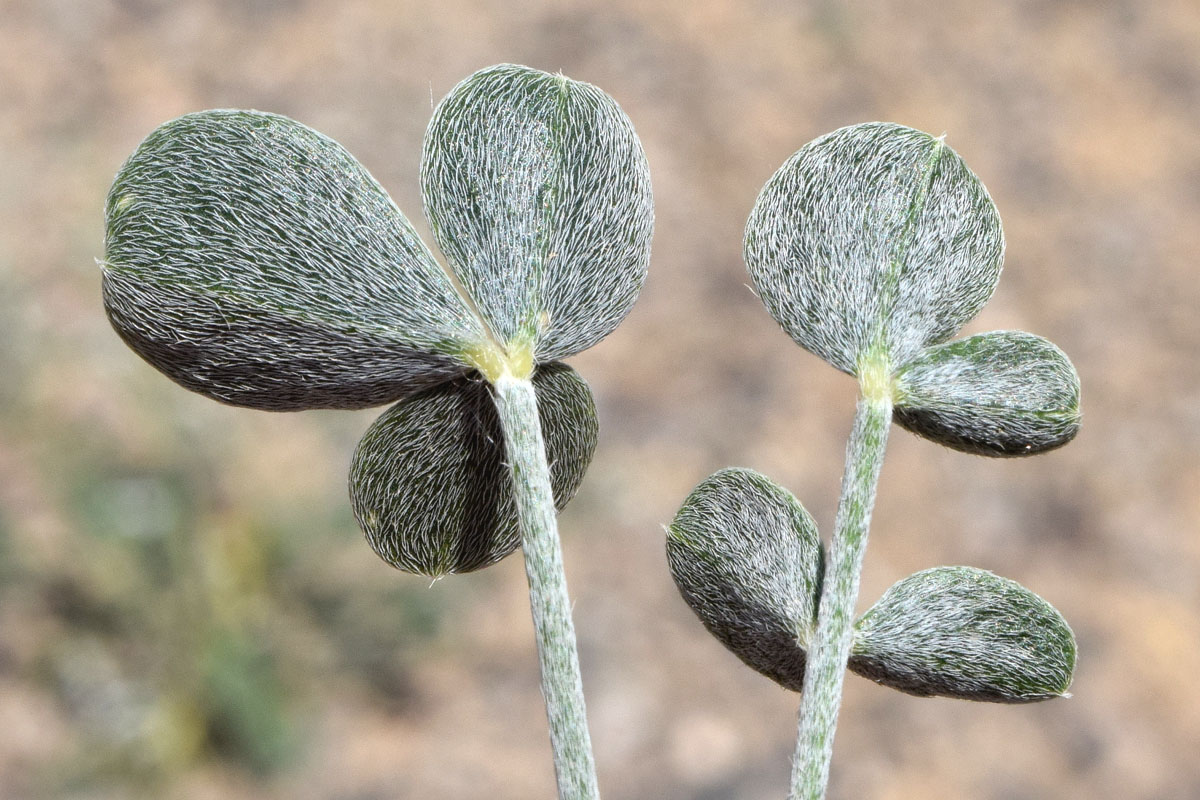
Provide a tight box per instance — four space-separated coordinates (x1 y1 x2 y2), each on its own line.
2 1 1198 798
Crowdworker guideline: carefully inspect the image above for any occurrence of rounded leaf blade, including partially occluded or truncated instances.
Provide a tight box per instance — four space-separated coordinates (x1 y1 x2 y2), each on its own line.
745 123 1003 374
103 110 484 410
667 468 824 691
350 362 597 576
849 566 1076 702
421 64 654 363
893 330 1081 456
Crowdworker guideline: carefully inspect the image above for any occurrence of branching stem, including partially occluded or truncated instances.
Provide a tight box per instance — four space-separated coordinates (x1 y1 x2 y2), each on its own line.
492 372 599 800
790 384 893 799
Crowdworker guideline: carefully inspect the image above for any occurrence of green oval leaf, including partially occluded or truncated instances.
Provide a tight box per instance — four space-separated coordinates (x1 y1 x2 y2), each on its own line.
422 64 654 363
666 468 824 692
103 109 483 410
894 331 1081 456
351 362 597 576
849 566 1076 702
745 122 1003 375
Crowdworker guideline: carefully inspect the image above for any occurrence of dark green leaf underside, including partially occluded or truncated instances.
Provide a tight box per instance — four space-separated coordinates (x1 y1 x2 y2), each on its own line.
894 331 1081 456
667 468 824 692
351 362 597 576
850 566 1076 702
103 109 482 410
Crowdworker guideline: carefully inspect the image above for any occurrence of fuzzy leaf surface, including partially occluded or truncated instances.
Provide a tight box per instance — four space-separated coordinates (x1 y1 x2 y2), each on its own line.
745 122 1003 374
103 110 483 410
350 362 597 577
422 64 653 363
667 468 824 692
894 330 1081 456
849 566 1076 702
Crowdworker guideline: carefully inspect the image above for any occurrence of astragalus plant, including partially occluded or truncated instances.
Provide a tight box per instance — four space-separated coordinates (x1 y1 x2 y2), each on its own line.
667 123 1081 799
101 63 652 799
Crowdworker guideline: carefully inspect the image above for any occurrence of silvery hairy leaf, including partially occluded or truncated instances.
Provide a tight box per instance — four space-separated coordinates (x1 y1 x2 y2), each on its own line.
744 122 1003 375
849 567 1076 702
422 64 654 363
667 468 824 691
103 110 484 410
893 331 1082 456
351 362 597 576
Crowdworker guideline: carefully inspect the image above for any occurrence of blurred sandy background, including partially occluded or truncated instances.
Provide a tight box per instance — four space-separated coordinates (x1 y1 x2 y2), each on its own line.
2 0 1198 798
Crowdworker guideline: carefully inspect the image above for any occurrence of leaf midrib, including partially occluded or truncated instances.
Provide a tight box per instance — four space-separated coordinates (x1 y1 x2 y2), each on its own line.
870 135 946 359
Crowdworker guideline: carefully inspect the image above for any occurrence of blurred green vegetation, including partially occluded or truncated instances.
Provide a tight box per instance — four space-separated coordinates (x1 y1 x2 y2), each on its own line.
1 388 455 796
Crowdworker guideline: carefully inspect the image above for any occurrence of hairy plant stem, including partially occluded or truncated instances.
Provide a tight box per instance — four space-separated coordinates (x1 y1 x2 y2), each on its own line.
492 372 600 800
790 386 893 799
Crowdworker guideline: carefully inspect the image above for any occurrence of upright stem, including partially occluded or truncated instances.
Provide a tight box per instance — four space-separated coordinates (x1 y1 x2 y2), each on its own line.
492 372 600 800
790 387 892 799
